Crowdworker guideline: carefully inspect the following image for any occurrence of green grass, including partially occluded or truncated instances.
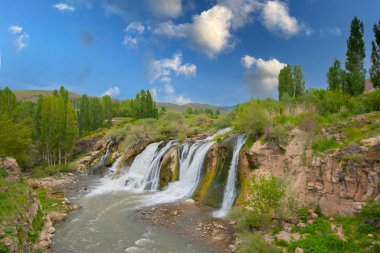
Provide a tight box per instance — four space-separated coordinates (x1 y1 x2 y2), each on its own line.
0 168 9 178
30 164 73 178
0 179 30 223
36 188 66 213
312 138 341 152
28 211 45 243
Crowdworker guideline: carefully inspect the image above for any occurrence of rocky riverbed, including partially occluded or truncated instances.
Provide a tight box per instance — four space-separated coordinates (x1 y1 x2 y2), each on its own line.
137 200 237 252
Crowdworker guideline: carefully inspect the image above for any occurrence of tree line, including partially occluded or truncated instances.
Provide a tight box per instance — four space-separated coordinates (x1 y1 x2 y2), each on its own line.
0 87 158 167
327 17 380 94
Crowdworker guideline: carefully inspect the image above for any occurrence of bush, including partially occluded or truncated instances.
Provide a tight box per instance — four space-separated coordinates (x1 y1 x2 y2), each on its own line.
234 100 269 137
0 242 10 253
359 201 380 233
265 124 289 148
349 89 380 114
242 175 287 229
0 168 8 178
304 89 349 115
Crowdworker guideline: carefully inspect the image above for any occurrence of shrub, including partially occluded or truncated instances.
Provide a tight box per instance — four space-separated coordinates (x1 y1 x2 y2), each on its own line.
265 124 289 148
359 201 380 233
0 168 8 178
349 89 380 114
234 100 269 137
242 175 287 229
304 89 349 115
0 242 10 253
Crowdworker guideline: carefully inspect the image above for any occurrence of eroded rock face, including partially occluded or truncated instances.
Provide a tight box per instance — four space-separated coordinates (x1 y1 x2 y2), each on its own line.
0 157 20 181
159 146 179 190
243 128 380 217
76 133 104 153
119 139 152 172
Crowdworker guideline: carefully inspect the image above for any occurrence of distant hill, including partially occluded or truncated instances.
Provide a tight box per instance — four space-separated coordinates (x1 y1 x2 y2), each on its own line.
13 90 81 103
156 102 233 112
13 89 234 112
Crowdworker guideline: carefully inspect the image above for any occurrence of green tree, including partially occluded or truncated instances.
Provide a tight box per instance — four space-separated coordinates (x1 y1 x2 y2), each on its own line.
234 99 269 137
345 17 366 95
102 95 113 127
293 65 305 97
327 59 344 91
278 65 293 100
0 114 32 164
370 20 380 88
0 87 16 116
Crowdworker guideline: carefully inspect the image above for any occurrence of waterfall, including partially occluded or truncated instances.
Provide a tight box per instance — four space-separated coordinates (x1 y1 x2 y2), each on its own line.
88 140 113 175
146 128 232 204
213 135 247 218
140 141 177 191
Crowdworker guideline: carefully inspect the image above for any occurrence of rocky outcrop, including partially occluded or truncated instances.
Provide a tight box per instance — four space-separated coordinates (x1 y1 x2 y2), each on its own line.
307 142 380 216
0 157 20 181
243 128 380 217
76 133 104 154
159 146 179 190
193 136 237 208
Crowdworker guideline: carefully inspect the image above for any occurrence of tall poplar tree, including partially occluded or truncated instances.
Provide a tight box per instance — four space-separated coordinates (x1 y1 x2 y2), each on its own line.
278 65 293 100
293 65 305 98
345 17 366 95
327 59 344 91
370 20 380 88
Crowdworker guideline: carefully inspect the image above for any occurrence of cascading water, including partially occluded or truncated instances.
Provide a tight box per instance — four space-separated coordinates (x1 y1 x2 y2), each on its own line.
88 142 161 196
140 141 177 191
213 135 247 218
145 128 232 204
88 140 113 175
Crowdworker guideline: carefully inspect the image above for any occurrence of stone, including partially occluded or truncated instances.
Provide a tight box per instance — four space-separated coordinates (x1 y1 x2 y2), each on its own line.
297 222 306 228
276 231 291 243
292 233 301 241
47 227 55 234
0 157 20 181
331 224 338 233
309 212 318 220
295 247 304 253
3 237 17 252
228 244 237 252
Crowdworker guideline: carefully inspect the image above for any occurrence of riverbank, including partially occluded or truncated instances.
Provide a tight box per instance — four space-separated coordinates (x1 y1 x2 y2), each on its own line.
138 200 237 252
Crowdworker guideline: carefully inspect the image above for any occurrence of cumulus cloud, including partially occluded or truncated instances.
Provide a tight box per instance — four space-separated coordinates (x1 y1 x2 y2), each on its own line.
149 53 196 83
261 0 304 37
9 25 23 34
320 27 341 37
53 3 76 12
217 0 261 29
154 5 233 58
241 55 256 69
243 56 286 98
175 95 191 105
102 86 120 97
126 22 145 34
149 0 182 18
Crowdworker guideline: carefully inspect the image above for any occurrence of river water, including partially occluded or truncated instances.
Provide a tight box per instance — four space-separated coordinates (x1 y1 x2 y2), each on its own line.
52 176 221 253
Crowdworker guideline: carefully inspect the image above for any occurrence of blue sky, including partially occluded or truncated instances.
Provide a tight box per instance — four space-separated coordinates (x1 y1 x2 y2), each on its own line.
0 0 379 105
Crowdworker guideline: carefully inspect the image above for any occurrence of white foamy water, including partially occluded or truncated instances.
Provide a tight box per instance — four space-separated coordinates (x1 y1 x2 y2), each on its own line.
213 134 247 218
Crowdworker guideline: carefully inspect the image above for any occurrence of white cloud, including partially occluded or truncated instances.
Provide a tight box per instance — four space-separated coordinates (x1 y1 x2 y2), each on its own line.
217 0 261 29
102 86 120 97
154 5 233 58
165 83 175 95
53 3 76 12
149 53 196 83
175 95 191 105
149 0 182 18
123 36 138 48
261 0 302 37
241 55 256 69
243 57 286 98
15 33 29 51
320 27 341 37
9 25 23 34
154 21 189 38
126 22 145 34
